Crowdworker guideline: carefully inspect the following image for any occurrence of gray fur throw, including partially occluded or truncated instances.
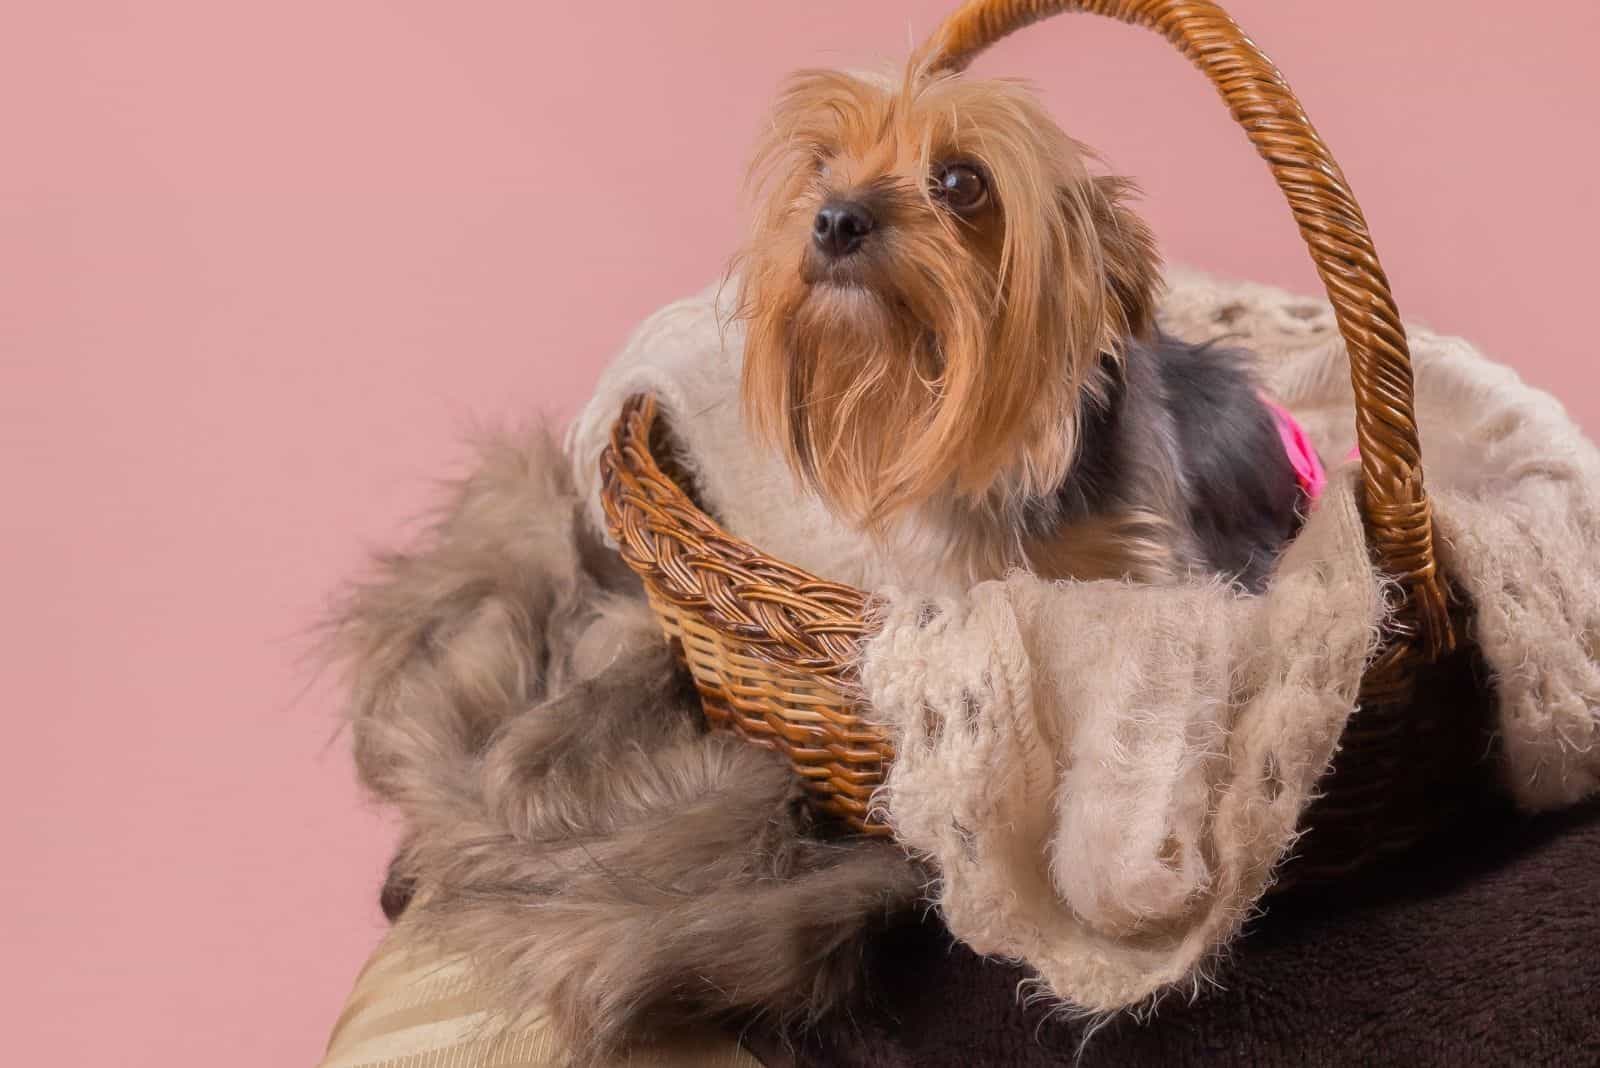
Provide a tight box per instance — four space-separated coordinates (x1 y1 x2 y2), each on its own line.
326 429 922 1063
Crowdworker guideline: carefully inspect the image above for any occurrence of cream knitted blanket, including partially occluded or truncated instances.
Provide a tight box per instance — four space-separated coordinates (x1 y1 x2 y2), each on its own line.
568 268 1600 1012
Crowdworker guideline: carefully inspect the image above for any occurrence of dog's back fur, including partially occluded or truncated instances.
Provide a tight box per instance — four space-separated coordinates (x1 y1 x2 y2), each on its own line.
1027 334 1303 592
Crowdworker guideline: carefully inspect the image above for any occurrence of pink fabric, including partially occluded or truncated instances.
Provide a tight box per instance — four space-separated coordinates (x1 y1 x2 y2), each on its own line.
1263 397 1329 502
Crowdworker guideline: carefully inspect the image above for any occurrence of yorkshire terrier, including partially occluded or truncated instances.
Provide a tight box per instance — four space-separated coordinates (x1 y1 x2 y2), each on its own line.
737 60 1309 591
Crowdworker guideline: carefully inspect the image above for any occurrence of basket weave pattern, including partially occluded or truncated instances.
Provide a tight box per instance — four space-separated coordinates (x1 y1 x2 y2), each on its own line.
600 404 892 831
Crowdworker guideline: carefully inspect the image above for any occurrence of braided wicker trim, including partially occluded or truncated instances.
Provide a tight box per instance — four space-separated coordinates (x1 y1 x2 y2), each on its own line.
599 395 872 681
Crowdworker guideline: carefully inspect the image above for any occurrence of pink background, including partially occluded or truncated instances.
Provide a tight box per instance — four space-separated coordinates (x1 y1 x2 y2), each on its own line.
6 3 1597 1065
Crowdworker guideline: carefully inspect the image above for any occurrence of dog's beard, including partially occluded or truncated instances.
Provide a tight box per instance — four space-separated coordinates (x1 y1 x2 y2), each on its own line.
741 240 1081 533
744 248 961 528
780 284 939 525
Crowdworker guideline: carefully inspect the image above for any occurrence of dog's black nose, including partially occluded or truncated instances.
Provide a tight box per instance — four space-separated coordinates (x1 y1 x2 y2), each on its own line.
812 199 875 258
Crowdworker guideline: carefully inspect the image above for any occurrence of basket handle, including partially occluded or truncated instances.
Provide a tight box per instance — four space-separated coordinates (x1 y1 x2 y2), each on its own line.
928 0 1453 661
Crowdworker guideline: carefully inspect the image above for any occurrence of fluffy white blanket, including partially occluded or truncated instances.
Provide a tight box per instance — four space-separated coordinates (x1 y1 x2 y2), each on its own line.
568 268 1600 1012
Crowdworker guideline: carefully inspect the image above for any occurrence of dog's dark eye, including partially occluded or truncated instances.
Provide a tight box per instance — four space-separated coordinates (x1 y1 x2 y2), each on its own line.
932 163 988 213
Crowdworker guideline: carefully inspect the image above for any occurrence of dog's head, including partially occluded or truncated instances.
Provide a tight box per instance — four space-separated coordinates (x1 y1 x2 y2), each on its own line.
736 63 1161 528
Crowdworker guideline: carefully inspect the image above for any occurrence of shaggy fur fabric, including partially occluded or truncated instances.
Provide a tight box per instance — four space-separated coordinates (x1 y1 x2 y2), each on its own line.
327 428 923 1064
860 465 1386 1013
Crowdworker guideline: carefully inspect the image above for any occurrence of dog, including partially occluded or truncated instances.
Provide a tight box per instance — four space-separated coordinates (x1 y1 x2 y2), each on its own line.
736 59 1309 592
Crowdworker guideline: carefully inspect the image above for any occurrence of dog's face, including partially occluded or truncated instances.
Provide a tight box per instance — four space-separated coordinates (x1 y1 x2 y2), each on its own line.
737 65 1160 529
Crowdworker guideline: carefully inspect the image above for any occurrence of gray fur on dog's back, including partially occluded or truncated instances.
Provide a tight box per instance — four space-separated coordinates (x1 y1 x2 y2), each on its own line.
1038 333 1305 592
325 427 922 1064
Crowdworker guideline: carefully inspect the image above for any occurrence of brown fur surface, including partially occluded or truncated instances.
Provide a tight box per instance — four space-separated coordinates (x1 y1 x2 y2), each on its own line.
326 427 923 1064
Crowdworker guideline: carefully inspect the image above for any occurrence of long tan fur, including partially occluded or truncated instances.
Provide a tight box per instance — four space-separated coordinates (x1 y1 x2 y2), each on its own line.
736 60 1162 579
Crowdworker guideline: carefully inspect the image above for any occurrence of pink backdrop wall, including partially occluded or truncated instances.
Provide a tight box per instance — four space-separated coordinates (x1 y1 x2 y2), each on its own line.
6 3 1597 1065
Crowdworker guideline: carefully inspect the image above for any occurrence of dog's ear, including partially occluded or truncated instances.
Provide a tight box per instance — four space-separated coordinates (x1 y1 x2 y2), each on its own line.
1083 175 1162 343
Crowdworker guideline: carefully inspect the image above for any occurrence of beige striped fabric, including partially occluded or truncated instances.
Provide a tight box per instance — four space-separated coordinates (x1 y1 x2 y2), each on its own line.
320 927 762 1068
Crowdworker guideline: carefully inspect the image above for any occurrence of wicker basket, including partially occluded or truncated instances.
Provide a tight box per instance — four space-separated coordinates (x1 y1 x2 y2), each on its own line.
599 0 1492 884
